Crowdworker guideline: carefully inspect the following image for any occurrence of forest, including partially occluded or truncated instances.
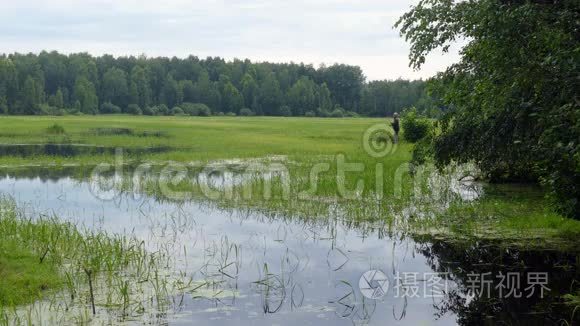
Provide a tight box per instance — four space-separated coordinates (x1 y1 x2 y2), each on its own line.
0 52 433 117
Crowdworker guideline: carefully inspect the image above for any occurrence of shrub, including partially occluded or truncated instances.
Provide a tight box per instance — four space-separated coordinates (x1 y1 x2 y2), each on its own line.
46 123 65 135
101 102 122 114
157 104 169 116
180 103 199 116
345 111 359 117
171 107 185 115
401 107 432 143
126 104 142 115
216 111 225 116
226 112 237 116
277 105 292 117
55 109 67 116
316 108 330 117
330 108 345 118
305 111 316 117
39 104 59 115
180 103 212 116
142 106 156 116
195 103 212 116
199 107 211 116
239 108 255 116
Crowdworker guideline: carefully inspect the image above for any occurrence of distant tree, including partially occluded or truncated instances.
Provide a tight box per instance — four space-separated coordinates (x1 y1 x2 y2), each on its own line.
258 73 283 115
0 51 429 117
53 88 64 109
73 77 98 114
221 81 244 114
129 66 151 109
22 77 44 114
102 67 129 108
180 80 196 103
161 74 183 108
0 58 18 112
194 70 221 110
287 76 316 116
320 64 364 110
241 73 259 110
67 54 99 88
317 83 333 113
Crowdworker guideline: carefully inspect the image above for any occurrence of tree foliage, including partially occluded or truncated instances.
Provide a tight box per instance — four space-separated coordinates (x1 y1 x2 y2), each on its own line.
0 51 433 117
397 0 580 218
401 107 433 143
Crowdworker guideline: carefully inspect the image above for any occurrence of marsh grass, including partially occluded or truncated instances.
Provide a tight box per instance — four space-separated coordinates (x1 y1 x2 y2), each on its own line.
45 124 66 135
86 127 169 138
0 115 578 245
0 197 211 324
2 116 579 325
110 157 580 247
0 241 60 306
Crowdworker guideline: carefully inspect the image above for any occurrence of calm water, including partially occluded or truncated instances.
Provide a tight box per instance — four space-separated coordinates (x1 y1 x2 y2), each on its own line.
0 171 578 325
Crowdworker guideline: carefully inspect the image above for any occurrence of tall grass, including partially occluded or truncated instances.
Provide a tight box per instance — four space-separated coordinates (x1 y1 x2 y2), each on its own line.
0 197 205 324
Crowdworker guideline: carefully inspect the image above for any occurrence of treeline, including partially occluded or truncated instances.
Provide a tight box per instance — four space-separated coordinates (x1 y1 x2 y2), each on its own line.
0 51 433 117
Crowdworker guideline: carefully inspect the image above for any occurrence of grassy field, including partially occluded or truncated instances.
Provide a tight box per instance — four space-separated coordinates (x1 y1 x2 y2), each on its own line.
0 115 406 165
0 114 578 241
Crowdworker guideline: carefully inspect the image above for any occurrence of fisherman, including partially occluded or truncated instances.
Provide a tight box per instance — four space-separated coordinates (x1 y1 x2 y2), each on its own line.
392 112 400 144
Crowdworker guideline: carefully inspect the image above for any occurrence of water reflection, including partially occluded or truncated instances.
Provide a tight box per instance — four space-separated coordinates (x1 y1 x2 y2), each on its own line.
0 169 577 325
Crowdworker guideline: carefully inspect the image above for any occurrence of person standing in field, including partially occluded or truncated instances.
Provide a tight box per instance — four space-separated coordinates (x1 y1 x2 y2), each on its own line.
392 112 400 144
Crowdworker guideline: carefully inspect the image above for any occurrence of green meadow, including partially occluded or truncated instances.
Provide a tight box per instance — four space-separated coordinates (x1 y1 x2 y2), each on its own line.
0 115 400 164
0 115 577 241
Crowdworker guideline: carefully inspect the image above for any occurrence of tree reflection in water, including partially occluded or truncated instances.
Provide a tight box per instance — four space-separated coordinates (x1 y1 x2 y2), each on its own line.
414 236 579 325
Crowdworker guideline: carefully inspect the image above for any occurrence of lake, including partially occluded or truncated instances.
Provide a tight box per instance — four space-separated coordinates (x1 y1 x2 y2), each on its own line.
0 168 577 325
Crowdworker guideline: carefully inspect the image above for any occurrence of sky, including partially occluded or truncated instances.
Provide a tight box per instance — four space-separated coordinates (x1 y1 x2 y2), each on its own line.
0 0 461 81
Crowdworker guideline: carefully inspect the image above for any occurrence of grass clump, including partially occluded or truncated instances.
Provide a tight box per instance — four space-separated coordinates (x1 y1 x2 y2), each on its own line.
0 197 191 323
0 242 60 306
45 124 65 135
88 127 134 136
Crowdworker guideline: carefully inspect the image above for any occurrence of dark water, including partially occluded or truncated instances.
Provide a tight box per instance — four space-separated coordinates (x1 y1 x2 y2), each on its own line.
0 170 578 326
0 144 171 157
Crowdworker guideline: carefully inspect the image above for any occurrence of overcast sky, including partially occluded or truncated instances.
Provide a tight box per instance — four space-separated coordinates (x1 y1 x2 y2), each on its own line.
0 0 461 81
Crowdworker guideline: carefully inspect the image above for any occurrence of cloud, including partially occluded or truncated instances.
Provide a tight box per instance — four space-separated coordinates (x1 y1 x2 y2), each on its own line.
0 0 460 80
